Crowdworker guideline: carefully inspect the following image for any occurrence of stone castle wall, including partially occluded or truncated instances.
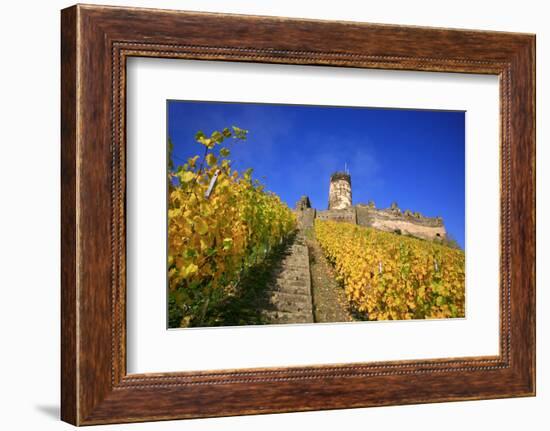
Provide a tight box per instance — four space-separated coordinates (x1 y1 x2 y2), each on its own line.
302 206 445 241
363 208 446 241
295 172 447 242
296 208 316 229
317 208 357 224
355 205 446 240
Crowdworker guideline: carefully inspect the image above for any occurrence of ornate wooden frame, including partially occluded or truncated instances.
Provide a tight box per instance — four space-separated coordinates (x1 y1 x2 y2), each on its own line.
61 4 536 425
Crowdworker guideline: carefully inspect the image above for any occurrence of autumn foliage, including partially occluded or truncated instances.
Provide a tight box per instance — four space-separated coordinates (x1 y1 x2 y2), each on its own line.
315 220 465 320
168 127 296 327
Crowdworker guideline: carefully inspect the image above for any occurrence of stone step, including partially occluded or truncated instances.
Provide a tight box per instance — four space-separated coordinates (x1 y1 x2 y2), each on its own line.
262 310 314 324
271 272 309 281
272 274 308 282
266 283 312 296
267 291 313 313
279 262 309 269
269 277 310 290
281 254 308 261
273 264 309 272
281 254 308 262
261 232 314 324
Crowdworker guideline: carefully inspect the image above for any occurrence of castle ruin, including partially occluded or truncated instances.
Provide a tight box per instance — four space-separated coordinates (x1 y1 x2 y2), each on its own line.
328 172 353 209
296 172 447 242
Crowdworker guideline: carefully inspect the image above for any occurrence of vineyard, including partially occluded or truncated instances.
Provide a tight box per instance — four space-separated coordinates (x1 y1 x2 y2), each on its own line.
168 127 296 328
315 220 465 320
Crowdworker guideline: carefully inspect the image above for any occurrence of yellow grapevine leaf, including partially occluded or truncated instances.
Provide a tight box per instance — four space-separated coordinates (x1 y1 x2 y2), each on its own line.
194 217 208 235
181 171 195 183
206 153 217 166
183 263 198 278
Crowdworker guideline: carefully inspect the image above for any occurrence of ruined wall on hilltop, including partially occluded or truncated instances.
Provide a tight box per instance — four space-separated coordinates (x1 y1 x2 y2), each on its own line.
356 204 446 241
294 172 448 242
296 208 316 229
316 208 357 225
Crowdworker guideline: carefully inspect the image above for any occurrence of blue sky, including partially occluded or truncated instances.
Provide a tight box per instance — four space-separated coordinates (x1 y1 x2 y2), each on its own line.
168 101 465 248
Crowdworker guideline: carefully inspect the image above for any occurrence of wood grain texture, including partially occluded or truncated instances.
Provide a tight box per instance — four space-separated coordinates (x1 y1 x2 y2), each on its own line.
60 4 536 425
60 5 78 425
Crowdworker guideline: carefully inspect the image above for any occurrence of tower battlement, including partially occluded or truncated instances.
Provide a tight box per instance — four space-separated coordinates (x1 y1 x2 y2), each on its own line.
328 171 352 210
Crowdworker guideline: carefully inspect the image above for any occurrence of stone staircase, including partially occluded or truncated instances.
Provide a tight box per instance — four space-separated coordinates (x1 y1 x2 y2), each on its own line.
262 232 314 324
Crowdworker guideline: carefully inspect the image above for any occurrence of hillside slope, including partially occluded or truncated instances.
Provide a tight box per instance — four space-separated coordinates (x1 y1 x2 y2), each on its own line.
315 220 465 320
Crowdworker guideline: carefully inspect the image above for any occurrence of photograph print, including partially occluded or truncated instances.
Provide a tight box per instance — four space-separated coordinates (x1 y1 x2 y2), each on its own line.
167 101 465 329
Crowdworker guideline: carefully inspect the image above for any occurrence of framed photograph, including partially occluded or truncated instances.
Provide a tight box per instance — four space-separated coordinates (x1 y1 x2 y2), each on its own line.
61 4 536 425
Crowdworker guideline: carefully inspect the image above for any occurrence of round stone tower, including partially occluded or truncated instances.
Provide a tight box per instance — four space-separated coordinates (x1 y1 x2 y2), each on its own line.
328 172 352 210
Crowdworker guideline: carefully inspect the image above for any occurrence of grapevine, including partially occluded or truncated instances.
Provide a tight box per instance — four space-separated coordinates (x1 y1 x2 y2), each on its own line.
315 220 465 320
168 127 296 327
